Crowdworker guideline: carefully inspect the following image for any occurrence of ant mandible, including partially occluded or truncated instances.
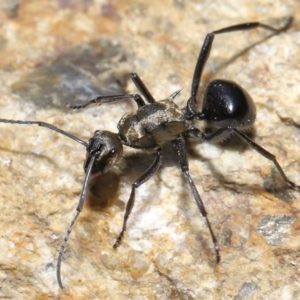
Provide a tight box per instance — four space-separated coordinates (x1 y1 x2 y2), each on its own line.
0 17 297 289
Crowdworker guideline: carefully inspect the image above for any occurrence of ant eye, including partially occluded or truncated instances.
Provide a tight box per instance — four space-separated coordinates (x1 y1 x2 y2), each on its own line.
109 148 117 157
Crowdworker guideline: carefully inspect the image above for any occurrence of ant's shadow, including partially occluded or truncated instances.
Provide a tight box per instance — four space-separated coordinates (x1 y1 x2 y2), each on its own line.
86 172 122 210
85 150 159 212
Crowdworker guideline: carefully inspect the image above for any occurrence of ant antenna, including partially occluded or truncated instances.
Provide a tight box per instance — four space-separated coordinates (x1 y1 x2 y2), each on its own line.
0 118 93 288
56 154 96 289
0 119 88 147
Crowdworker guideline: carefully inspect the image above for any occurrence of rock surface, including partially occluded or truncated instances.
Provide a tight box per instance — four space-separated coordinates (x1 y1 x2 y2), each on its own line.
0 1 300 299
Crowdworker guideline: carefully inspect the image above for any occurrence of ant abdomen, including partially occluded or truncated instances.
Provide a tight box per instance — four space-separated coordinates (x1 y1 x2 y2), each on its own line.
202 79 256 130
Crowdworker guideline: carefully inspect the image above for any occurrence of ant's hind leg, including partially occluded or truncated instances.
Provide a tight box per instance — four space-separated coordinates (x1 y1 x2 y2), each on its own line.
233 128 300 192
185 125 300 192
186 17 292 115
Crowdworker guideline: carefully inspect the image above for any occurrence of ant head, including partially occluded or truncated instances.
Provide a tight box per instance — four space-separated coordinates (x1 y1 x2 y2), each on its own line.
84 130 123 175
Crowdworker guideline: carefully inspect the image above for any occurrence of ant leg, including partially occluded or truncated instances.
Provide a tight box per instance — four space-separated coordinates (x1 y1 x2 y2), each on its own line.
185 126 300 191
0 119 87 147
187 17 293 115
67 93 145 109
131 73 156 104
113 147 163 248
131 72 181 103
185 126 231 143
186 125 299 190
233 128 300 191
69 73 156 109
69 71 158 109
173 135 220 263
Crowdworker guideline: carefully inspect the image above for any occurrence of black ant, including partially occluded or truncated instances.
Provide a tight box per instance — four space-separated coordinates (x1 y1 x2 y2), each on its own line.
0 17 298 289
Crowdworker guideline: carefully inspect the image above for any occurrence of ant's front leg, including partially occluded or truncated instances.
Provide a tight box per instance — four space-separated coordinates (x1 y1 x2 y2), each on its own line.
131 73 156 104
67 93 145 109
113 148 163 248
67 73 158 110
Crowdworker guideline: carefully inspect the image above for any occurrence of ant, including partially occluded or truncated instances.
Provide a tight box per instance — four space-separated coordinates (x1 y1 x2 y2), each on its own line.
0 17 298 289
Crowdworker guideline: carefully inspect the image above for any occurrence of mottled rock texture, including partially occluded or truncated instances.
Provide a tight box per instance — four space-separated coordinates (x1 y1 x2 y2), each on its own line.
0 1 300 299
